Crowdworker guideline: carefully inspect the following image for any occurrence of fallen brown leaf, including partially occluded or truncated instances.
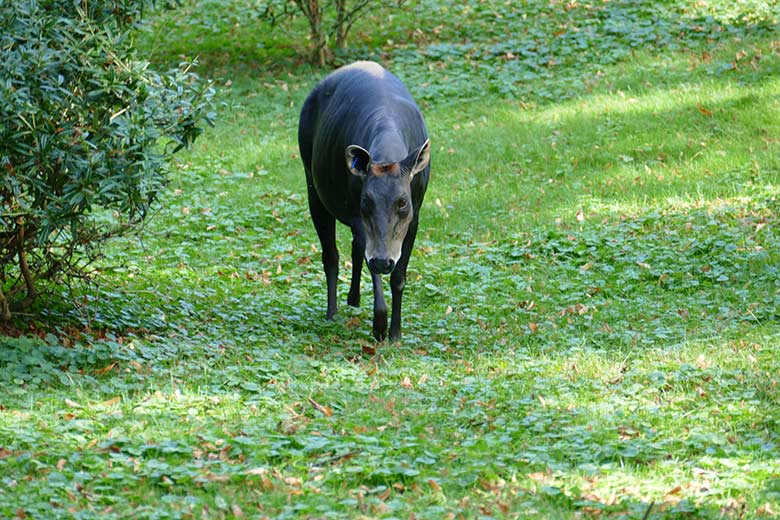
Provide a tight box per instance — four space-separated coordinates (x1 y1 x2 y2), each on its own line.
757 503 778 517
101 396 121 407
95 362 117 376
697 103 713 117
345 316 361 329
307 397 333 417
283 476 302 488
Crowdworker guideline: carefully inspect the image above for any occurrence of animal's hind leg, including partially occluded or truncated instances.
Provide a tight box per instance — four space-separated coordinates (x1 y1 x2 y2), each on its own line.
348 219 365 307
307 187 339 319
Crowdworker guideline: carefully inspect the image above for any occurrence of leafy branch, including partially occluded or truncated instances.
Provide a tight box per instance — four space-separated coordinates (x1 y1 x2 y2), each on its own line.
0 0 216 320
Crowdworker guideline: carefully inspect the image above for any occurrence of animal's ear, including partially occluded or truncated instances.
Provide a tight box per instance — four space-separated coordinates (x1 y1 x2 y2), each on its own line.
403 139 430 178
345 145 371 177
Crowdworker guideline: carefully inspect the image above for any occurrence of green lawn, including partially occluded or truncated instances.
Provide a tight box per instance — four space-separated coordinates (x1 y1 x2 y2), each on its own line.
2 1 780 518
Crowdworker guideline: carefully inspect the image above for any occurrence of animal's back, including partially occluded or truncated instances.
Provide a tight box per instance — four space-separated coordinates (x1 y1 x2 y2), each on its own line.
298 61 427 222
299 61 417 156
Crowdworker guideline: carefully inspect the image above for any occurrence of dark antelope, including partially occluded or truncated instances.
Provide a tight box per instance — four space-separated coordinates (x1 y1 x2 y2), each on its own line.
298 61 431 341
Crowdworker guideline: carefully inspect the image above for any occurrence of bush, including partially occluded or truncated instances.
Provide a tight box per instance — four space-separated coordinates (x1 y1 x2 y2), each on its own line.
0 0 215 319
260 0 391 65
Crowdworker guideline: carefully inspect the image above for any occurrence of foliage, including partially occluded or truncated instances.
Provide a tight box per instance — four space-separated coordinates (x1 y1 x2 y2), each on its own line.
0 0 215 319
2 0 780 517
381 0 780 103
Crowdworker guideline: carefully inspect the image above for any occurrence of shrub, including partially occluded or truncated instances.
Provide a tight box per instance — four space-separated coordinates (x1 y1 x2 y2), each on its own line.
259 0 391 65
0 0 215 320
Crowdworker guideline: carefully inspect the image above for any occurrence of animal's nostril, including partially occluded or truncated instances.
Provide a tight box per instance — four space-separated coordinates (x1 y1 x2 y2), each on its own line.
369 258 395 274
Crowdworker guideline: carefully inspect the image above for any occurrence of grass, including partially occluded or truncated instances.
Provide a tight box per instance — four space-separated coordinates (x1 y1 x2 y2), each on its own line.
2 0 780 518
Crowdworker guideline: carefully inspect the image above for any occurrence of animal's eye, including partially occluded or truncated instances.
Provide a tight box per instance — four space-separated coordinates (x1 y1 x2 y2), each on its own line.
397 198 409 210
361 197 373 215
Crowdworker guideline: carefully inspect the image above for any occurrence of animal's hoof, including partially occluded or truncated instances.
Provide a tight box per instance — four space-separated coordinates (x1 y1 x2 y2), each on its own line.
347 293 360 307
373 327 387 342
389 331 401 343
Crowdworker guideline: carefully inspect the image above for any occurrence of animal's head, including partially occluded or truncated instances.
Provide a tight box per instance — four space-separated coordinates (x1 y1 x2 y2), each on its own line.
345 139 430 275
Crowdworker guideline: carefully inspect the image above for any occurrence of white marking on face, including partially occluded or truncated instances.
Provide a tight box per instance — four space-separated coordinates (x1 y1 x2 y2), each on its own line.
365 237 403 266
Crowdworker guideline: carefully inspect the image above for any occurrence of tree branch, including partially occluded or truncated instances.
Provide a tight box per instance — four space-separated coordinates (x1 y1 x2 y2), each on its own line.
334 0 373 49
16 218 36 303
0 284 10 321
292 0 328 65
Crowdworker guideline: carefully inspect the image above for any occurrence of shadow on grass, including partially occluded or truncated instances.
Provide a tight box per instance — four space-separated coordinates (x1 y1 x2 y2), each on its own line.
1 303 778 517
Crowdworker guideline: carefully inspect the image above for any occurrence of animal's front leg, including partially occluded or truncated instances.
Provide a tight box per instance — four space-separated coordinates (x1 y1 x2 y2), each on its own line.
389 268 405 342
371 272 388 341
389 218 418 342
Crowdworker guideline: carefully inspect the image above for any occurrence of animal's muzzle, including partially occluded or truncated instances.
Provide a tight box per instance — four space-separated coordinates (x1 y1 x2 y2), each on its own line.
368 258 395 275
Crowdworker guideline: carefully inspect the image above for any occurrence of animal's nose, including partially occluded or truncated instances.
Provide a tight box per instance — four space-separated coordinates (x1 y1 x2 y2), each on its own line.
368 258 395 274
